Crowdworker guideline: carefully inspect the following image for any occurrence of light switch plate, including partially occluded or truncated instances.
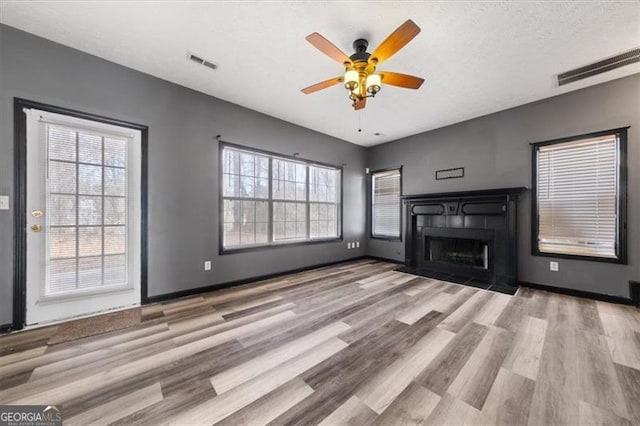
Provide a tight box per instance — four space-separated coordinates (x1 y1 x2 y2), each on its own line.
0 195 9 210
204 261 212 271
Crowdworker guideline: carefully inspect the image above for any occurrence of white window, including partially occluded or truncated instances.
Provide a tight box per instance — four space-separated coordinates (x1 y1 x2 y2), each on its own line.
371 168 402 239
221 145 341 250
534 129 627 261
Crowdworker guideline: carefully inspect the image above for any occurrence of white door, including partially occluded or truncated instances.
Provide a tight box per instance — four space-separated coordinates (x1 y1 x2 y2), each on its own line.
25 108 141 326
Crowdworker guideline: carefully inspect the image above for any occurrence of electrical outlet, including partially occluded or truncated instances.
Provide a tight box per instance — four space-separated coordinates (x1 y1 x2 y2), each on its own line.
550 261 559 272
347 242 352 249
0 195 9 210
204 261 212 271
356 241 360 248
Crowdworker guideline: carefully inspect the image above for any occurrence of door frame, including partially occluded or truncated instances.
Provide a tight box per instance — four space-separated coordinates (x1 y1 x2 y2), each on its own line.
13 98 149 331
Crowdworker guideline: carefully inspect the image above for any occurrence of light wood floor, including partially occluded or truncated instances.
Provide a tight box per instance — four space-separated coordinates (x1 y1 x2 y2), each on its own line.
1 259 639 425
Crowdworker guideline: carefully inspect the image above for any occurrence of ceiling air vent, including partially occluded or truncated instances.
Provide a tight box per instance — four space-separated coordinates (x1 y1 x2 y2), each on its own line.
187 51 218 70
557 47 640 86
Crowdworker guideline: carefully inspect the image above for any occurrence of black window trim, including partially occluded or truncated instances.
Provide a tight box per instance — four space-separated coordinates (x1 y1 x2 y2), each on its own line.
218 141 343 255
370 166 403 242
530 127 628 264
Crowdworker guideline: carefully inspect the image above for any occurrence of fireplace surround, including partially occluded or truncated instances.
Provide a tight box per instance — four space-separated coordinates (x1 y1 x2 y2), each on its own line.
400 187 527 294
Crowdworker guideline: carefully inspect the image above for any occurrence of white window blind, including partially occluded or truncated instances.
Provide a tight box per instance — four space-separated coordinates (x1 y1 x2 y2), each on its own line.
46 124 129 294
372 169 401 238
536 134 619 258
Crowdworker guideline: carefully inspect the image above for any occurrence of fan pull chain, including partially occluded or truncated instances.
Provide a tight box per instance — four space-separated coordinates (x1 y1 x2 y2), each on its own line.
358 110 362 133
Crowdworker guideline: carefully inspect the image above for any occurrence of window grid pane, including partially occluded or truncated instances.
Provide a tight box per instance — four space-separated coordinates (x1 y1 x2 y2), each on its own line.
223 150 269 199
221 146 341 249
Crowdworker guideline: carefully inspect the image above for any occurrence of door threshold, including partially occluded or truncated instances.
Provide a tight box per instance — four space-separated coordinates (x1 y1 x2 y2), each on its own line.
18 304 141 344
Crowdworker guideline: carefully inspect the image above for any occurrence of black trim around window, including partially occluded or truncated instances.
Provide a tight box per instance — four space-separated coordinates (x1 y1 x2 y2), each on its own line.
218 141 343 254
530 127 628 264
370 166 403 241
12 98 149 331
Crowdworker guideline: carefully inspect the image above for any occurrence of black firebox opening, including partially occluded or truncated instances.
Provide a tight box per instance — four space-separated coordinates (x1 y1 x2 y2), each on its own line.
426 236 489 270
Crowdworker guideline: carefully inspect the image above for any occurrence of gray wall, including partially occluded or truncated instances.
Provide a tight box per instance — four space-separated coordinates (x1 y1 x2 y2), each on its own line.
1 24 637 327
0 25 368 325
367 74 639 298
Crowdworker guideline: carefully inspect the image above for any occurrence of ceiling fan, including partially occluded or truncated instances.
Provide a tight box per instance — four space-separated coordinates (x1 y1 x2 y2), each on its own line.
301 20 425 110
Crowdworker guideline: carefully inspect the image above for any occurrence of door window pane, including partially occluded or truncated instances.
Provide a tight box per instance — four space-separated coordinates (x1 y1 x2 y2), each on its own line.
49 227 76 259
104 226 126 255
79 133 102 164
104 167 126 196
79 164 102 195
49 259 77 293
45 124 130 294
48 127 76 162
79 196 102 225
49 161 76 194
48 195 76 226
104 197 126 225
104 255 127 285
104 138 127 167
78 227 102 256
78 256 103 288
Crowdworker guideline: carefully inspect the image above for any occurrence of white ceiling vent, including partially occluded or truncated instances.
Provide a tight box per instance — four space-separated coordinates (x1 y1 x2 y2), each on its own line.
557 47 640 86
187 51 217 70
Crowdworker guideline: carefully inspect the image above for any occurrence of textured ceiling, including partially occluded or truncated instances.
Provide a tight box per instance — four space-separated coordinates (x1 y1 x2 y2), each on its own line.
1 1 639 146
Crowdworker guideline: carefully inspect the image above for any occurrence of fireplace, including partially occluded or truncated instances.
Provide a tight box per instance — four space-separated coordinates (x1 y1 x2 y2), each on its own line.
427 236 489 270
400 187 526 294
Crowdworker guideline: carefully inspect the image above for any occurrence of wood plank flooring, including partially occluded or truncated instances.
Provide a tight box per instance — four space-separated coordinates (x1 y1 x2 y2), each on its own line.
1 259 639 425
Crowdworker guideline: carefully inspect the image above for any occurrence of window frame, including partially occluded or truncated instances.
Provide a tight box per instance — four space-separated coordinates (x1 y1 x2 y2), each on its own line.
219 141 343 254
530 127 628 264
370 166 403 241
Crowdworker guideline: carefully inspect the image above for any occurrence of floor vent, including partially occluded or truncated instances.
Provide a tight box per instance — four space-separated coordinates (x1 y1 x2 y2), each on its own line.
557 47 639 86
187 51 218 70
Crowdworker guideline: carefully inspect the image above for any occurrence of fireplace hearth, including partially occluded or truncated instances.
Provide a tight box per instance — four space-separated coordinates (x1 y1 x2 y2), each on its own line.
399 187 526 295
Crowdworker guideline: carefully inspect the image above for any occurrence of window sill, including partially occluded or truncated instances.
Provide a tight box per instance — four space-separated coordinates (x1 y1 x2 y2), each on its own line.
532 250 626 265
371 235 402 242
220 237 344 255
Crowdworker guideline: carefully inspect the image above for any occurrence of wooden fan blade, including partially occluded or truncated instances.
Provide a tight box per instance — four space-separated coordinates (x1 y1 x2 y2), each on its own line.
370 20 421 64
306 32 353 65
380 71 424 89
353 97 366 110
301 77 342 94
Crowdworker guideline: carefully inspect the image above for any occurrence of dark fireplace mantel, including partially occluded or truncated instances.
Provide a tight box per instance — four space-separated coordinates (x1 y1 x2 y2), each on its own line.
400 186 527 294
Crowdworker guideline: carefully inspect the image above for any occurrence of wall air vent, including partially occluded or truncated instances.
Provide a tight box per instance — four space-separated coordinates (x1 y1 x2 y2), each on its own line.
557 47 640 86
187 51 218 70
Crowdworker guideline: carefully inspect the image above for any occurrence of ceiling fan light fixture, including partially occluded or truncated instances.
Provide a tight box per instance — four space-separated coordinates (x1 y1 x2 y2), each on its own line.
366 74 381 94
302 20 423 110
344 69 359 90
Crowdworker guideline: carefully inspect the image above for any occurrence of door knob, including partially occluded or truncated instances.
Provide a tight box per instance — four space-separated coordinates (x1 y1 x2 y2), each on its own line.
31 209 43 217
31 224 43 232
